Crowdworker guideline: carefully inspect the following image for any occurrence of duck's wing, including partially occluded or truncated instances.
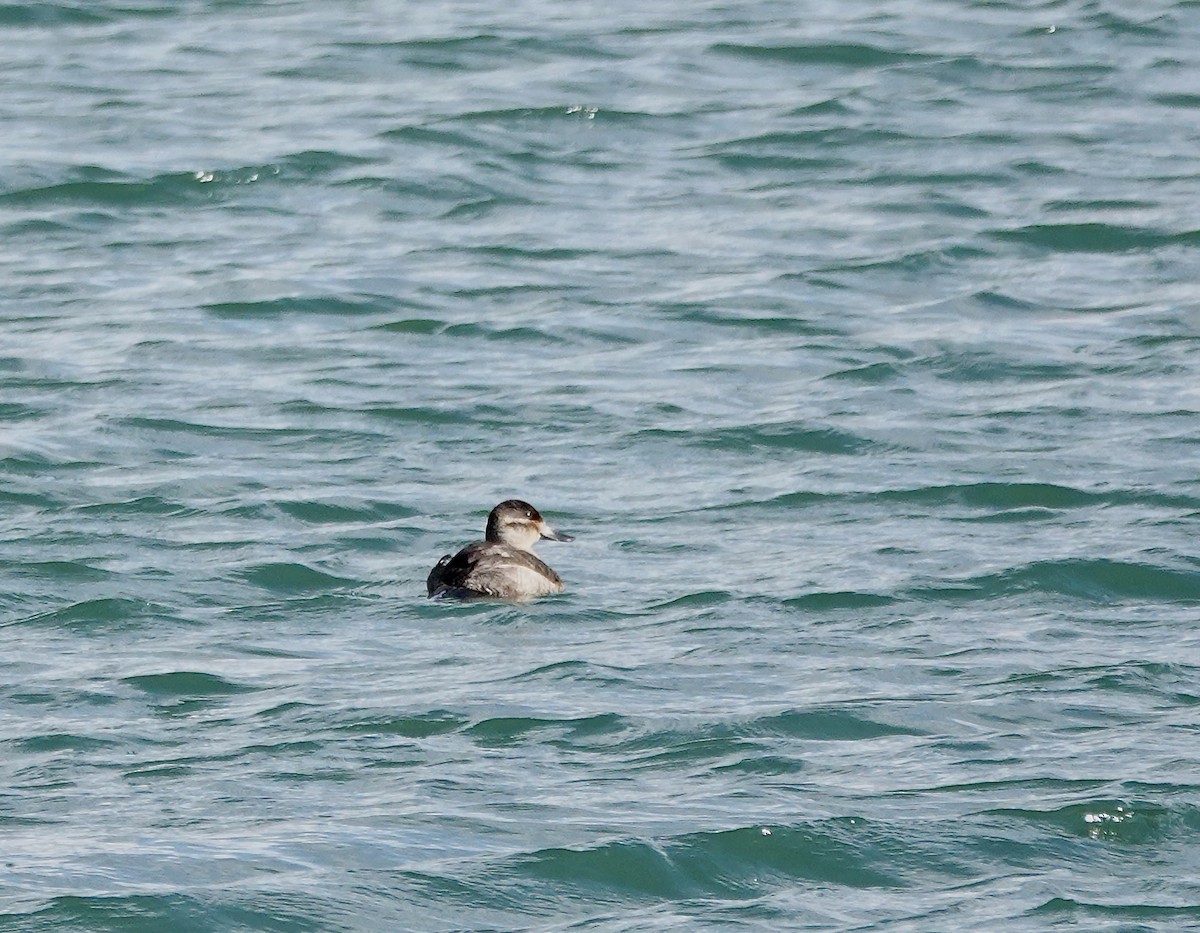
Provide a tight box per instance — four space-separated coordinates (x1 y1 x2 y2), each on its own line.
441 543 563 600
426 554 453 596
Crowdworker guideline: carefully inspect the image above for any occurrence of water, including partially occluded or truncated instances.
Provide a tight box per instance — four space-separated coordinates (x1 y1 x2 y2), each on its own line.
3 1 1200 929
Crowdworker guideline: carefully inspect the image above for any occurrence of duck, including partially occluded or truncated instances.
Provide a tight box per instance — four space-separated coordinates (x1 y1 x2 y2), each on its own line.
427 499 573 601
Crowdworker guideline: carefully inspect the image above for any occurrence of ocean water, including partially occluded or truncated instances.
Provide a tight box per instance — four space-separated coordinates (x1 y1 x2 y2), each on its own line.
3 0 1200 929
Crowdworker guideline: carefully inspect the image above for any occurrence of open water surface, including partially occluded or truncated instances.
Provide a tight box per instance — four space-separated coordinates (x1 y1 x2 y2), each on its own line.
3 1 1200 929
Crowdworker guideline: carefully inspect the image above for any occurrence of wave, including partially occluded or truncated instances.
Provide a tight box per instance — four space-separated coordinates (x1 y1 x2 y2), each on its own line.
202 295 393 319
991 222 1200 253
274 498 417 525
3 559 115 581
465 713 630 747
784 591 897 611
117 415 362 443
909 558 1200 604
7 597 172 629
474 800 1200 909
122 670 255 699
714 481 1198 515
73 495 198 518
237 562 360 593
1 166 219 209
317 34 620 74
332 710 468 739
1032 898 1200 922
315 703 919 758
0 3 111 26
1 150 371 208
982 798 1200 846
710 41 929 68
629 423 879 455
506 822 900 901
874 481 1196 512
5 891 341 932
503 660 640 688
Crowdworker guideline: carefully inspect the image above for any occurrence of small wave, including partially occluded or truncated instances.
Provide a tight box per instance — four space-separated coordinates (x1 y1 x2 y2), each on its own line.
9 597 168 629
423 104 634 127
441 322 562 344
784 591 896 611
18 891 331 931
992 661 1199 704
358 405 470 426
1032 898 1200 922
695 126 901 173
909 558 1200 604
710 41 927 68
73 495 197 517
202 295 392 319
0 3 110 26
378 123 481 147
709 490 835 512
328 34 616 72
2 151 374 210
372 317 446 335
275 498 417 525
466 713 629 747
668 305 838 336
985 799 1179 844
508 821 900 900
823 360 905 383
703 149 848 174
875 481 1198 513
0 166 212 208
123 670 255 698
1153 92 1200 109
0 485 57 509
1091 658 1194 688
750 708 926 741
0 401 46 421
991 222 1200 253
601 707 921 772
336 710 468 739
238 562 359 593
618 734 758 770
647 590 732 611
274 148 375 177
1044 197 1159 214
253 700 319 720
878 482 1098 510
810 244 992 279
715 423 878 454
713 754 804 776
912 348 1086 384
118 416 323 442
631 423 877 455
1082 9 1176 38
14 733 119 754
5 559 114 581
505 660 638 689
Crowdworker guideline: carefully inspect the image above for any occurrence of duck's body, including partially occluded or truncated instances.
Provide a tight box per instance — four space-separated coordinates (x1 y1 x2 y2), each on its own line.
427 500 572 602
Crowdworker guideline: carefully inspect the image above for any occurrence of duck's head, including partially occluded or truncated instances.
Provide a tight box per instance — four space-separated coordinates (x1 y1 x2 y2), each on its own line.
485 499 573 550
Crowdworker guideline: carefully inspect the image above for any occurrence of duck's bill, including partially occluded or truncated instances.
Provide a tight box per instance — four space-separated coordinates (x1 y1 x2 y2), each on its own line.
540 525 574 542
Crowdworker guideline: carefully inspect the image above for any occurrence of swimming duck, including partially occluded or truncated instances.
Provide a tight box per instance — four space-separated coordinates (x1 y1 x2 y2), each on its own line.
427 499 573 601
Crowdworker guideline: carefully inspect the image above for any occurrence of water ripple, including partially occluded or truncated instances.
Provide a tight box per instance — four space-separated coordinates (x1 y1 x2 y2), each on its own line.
4 0 1200 928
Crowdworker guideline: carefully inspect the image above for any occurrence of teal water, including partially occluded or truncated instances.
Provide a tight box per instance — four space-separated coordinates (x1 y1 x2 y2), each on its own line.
3 1 1200 930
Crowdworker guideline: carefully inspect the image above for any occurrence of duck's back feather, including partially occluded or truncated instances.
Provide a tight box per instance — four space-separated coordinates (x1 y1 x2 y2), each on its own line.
429 541 563 601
